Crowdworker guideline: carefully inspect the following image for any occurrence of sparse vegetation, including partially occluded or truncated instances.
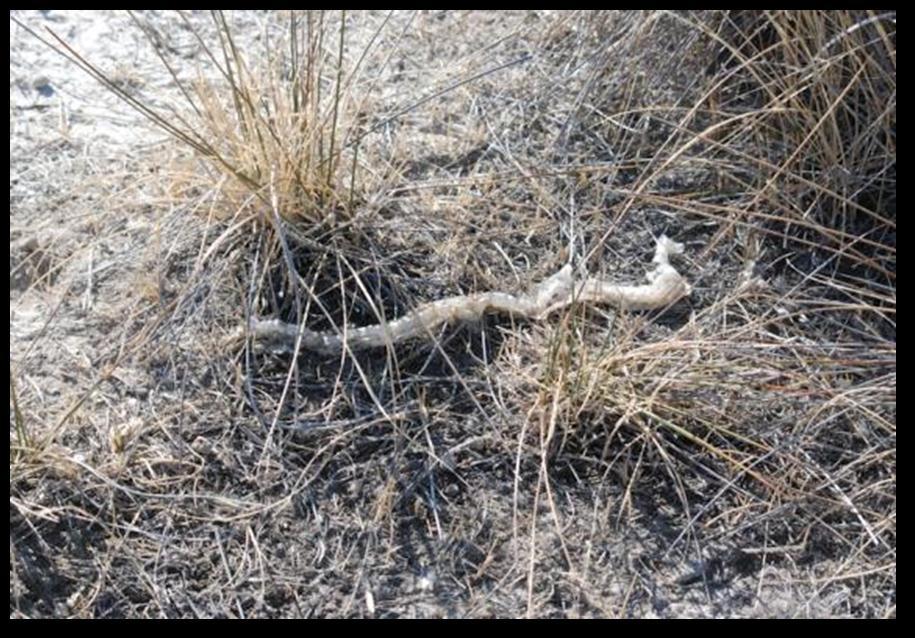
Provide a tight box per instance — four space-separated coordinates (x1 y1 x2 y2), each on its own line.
10 10 894 618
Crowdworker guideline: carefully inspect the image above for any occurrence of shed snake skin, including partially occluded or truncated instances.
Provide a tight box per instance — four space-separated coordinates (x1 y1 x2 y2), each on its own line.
232 235 691 355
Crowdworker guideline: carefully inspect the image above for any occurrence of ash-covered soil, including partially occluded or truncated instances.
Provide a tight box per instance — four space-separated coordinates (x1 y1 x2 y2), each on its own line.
10 10 894 618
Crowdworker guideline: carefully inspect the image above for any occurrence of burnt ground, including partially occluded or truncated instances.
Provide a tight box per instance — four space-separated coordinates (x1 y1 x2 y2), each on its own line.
10 10 895 618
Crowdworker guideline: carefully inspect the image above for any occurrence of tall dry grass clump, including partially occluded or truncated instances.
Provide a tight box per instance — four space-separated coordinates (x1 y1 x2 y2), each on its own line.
707 10 895 273
17 10 373 233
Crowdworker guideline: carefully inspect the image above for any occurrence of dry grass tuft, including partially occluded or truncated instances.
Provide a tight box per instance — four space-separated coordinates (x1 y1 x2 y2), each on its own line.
14 10 384 234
